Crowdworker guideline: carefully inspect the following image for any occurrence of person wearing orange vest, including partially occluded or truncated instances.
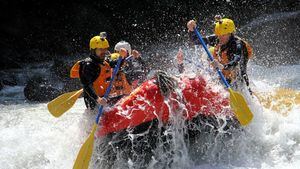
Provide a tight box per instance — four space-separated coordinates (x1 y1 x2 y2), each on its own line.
107 41 148 104
186 16 253 93
70 32 127 110
113 41 147 87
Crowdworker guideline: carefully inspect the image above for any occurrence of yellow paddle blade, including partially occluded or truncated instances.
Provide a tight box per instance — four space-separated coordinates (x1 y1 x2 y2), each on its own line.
73 124 97 169
255 88 300 116
229 89 253 126
47 89 83 117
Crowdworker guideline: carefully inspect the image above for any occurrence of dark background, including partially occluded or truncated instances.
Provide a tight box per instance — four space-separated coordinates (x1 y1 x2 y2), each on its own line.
1 0 299 70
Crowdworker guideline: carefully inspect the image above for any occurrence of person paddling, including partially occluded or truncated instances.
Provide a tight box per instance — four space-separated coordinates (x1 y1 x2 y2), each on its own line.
182 16 253 93
107 41 147 104
70 32 127 110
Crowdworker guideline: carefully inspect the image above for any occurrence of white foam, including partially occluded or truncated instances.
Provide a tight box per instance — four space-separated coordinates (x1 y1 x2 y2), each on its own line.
0 52 300 169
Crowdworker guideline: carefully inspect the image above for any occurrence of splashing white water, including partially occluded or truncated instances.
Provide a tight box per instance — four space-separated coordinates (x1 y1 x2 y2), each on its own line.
0 98 94 169
1 39 300 169
0 62 299 169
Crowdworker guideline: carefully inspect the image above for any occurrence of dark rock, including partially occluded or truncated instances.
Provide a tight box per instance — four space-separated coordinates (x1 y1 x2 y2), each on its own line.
24 76 61 102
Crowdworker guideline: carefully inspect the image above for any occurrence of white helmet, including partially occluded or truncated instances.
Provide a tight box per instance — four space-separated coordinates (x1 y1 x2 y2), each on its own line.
114 41 132 55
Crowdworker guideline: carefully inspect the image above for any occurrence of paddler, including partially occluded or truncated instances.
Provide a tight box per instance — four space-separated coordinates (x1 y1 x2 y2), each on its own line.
183 15 253 93
70 32 127 110
107 41 147 104
114 41 148 88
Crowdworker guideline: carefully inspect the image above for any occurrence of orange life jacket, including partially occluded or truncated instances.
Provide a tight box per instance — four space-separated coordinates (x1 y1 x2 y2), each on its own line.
70 58 132 98
211 38 253 82
212 45 238 81
109 71 133 98
70 60 112 97
109 53 133 97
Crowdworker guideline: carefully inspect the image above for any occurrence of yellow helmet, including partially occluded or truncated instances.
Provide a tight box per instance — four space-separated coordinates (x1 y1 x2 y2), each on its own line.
89 35 109 50
208 46 215 54
214 18 236 36
110 53 120 61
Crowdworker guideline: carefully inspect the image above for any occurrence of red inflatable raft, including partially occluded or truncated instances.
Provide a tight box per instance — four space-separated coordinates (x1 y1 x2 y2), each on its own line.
97 75 233 136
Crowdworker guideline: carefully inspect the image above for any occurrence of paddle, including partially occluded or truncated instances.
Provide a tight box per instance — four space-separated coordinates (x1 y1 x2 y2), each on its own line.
193 27 253 126
47 56 133 117
73 56 123 169
47 89 83 117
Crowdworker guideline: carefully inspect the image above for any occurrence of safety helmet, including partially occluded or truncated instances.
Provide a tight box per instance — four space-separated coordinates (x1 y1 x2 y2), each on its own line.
114 41 132 55
89 32 109 50
208 46 215 54
214 16 236 36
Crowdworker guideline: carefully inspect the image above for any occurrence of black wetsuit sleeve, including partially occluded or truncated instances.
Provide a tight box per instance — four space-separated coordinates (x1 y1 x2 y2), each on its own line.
188 31 218 46
79 62 100 101
206 35 218 46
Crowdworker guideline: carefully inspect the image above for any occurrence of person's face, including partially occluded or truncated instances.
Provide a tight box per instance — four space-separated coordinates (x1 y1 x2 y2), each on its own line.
218 34 231 45
95 48 108 58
